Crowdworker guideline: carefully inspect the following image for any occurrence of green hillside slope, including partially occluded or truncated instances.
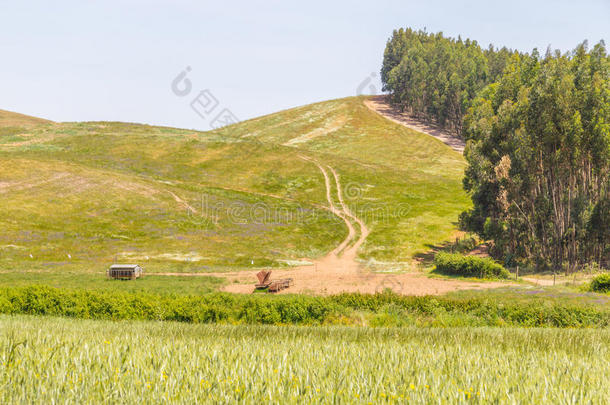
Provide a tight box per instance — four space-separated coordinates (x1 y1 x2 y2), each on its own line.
0 96 469 274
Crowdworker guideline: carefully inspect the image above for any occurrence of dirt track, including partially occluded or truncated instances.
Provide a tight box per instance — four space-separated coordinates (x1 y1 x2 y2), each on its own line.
158 153 511 295
159 267 511 296
364 95 465 153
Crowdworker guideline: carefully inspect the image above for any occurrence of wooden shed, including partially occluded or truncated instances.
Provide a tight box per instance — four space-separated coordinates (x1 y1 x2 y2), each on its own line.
107 264 143 280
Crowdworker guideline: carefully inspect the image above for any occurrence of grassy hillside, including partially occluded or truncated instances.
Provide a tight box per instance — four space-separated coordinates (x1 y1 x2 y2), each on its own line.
0 96 469 274
0 109 52 127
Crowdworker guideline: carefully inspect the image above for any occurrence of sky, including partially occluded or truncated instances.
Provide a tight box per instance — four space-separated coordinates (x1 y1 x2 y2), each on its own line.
1 0 608 130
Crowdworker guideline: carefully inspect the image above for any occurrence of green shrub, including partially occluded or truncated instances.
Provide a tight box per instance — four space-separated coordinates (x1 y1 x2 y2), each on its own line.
0 285 607 328
590 273 610 293
434 252 510 279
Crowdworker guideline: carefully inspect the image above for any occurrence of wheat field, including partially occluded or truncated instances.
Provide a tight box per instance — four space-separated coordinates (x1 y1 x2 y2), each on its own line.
1 315 607 404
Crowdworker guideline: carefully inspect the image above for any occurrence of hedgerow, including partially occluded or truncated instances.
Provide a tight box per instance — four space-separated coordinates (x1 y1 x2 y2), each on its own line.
0 285 607 328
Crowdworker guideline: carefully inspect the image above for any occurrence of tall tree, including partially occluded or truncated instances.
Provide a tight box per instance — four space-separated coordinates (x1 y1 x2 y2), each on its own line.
381 29 516 137
461 42 610 271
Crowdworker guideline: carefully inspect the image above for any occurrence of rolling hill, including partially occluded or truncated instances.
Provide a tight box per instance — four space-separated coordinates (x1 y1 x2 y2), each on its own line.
0 97 470 276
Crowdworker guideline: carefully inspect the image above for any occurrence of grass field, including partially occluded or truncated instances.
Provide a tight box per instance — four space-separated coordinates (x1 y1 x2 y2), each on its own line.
0 315 607 403
0 97 469 276
0 272 224 295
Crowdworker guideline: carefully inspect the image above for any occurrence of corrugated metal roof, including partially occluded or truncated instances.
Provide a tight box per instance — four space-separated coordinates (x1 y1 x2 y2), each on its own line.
109 264 140 269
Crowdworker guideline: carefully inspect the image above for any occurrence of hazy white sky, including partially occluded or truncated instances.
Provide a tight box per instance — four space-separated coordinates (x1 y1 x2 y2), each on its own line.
1 0 608 129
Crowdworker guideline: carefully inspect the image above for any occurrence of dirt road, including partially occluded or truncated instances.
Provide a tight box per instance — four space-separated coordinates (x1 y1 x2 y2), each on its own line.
364 95 465 154
157 155 511 295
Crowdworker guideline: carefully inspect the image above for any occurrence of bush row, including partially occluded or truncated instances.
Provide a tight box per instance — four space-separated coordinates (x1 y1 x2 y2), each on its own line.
0 285 607 328
434 252 510 279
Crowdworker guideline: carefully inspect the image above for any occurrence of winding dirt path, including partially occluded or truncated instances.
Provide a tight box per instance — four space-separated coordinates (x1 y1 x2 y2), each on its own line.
299 155 357 257
328 165 369 254
364 95 465 154
167 191 198 214
155 155 512 295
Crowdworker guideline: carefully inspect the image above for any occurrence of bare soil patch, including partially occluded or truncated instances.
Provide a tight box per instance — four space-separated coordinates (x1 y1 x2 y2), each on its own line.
364 96 465 153
468 244 490 258
157 264 511 296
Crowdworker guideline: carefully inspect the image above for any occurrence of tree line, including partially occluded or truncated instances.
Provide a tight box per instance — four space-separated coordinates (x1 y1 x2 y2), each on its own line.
381 28 516 135
382 29 609 272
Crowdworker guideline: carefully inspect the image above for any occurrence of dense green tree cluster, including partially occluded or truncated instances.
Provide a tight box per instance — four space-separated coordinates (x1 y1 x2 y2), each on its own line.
462 42 610 271
381 28 516 135
382 29 609 271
